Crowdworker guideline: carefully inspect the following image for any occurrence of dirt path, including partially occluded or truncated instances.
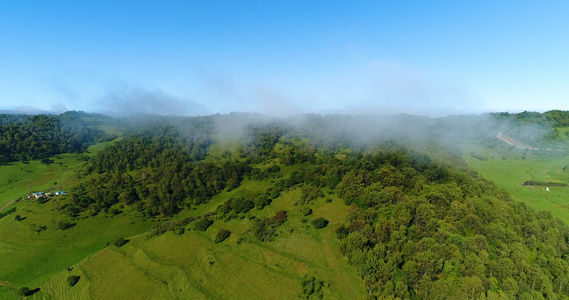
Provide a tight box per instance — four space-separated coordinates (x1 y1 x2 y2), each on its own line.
0 198 19 213
497 132 539 150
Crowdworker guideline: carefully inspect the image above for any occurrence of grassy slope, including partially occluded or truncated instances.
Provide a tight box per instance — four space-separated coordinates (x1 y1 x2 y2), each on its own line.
0 140 116 209
0 140 160 299
463 130 569 224
33 183 366 300
1 136 366 299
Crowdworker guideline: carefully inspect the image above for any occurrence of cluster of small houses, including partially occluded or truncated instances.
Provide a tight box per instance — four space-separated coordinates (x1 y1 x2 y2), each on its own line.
28 191 67 199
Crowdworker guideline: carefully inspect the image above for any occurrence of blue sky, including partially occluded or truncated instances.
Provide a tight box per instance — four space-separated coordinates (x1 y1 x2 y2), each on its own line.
1 1 568 116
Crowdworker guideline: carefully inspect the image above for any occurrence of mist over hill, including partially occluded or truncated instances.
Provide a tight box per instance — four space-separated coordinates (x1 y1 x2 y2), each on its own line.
2 110 569 299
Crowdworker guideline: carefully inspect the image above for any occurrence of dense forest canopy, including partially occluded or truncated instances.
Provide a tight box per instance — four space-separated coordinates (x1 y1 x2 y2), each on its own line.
4 109 569 299
0 111 111 164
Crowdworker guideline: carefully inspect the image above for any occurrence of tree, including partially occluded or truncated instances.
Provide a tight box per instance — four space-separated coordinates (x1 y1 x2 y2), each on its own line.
312 217 329 229
195 217 213 231
114 237 127 247
215 229 231 243
14 215 21 221
67 275 80 287
17 287 30 296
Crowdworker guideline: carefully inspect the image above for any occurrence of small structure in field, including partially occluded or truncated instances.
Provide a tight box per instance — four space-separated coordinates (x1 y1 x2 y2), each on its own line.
32 192 45 199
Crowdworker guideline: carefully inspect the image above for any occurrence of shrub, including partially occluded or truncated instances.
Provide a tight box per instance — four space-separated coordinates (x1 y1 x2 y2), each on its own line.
255 194 272 210
14 215 21 221
312 217 329 229
67 275 80 287
300 275 324 299
17 287 30 296
301 207 313 216
217 204 230 215
195 217 213 231
267 164 281 172
56 220 75 230
215 229 231 243
173 226 185 235
114 237 127 247
232 197 255 214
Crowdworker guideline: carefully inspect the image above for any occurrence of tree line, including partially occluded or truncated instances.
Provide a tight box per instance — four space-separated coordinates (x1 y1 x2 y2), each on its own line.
0 111 109 164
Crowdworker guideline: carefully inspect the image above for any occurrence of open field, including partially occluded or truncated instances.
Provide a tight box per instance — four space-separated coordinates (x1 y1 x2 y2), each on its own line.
0 140 156 299
0 140 117 211
28 182 365 299
463 141 569 224
0 142 366 299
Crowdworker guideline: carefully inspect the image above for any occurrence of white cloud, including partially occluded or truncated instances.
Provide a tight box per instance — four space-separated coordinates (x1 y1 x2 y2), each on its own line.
96 84 210 116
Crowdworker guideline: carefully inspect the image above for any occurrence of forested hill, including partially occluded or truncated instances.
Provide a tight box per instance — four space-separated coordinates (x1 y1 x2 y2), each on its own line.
489 110 569 148
4 111 569 299
51 112 569 299
0 111 111 164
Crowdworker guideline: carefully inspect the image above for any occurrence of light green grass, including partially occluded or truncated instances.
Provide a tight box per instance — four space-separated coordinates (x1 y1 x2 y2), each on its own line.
0 140 147 299
1 138 366 299
0 141 116 210
33 185 366 299
464 152 569 224
0 202 155 292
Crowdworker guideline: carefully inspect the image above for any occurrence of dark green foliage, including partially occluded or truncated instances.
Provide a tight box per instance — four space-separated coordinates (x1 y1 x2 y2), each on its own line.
544 110 569 127
254 194 272 210
56 220 75 230
312 217 328 229
29 224 47 233
267 164 281 172
67 275 80 287
172 226 185 235
216 204 230 216
0 207 16 219
114 237 127 247
490 110 569 149
17 286 30 296
215 229 231 243
248 211 287 242
67 131 251 217
300 275 324 299
324 168 342 189
40 158 53 164
0 111 107 165
147 216 199 238
109 208 122 216
238 122 289 161
195 217 213 232
332 148 569 299
14 214 21 221
301 207 313 216
298 186 324 205
37 112 569 299
231 197 255 214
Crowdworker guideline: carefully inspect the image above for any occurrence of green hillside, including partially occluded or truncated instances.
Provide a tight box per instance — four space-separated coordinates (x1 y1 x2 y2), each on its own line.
2 111 569 299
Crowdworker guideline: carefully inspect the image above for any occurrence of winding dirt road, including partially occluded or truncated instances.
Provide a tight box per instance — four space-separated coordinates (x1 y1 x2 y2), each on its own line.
0 198 19 213
497 132 539 150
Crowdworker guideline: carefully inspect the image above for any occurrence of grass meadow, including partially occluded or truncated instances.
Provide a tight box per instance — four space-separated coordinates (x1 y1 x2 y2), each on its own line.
1 139 366 299
462 131 569 224
31 182 365 299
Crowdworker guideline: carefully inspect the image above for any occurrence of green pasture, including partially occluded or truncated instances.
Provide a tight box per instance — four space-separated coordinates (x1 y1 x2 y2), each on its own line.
0 201 155 297
1 137 366 299
31 182 365 299
0 140 116 210
463 149 569 224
